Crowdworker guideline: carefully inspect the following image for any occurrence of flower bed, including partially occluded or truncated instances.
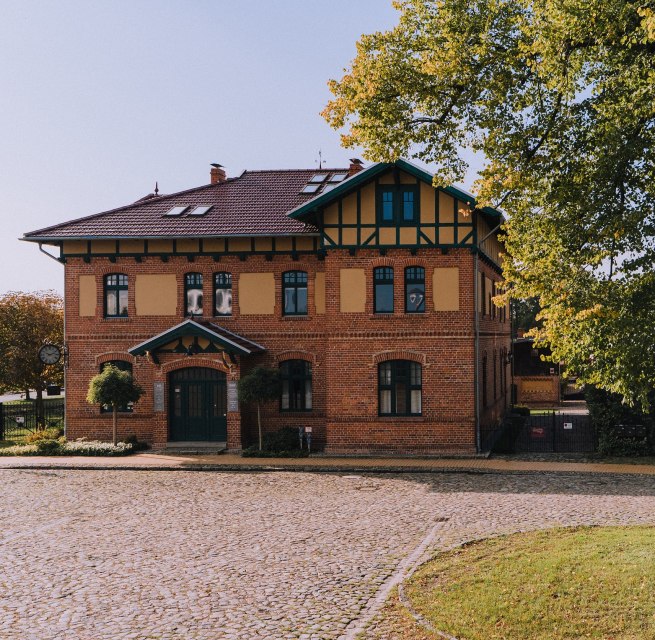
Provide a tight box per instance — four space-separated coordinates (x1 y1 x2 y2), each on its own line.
0 439 136 456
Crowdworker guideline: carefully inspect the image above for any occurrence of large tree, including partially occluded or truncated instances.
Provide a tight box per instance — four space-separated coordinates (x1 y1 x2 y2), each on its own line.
323 0 655 408
0 291 64 417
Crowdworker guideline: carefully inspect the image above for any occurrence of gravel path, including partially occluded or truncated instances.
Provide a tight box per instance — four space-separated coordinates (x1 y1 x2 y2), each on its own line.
1 469 654 639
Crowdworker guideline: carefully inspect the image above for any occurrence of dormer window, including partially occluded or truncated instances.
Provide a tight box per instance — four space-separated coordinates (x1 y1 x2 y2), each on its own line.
376 185 419 225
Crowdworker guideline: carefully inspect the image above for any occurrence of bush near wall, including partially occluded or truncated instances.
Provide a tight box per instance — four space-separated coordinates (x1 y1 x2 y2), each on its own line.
587 386 654 456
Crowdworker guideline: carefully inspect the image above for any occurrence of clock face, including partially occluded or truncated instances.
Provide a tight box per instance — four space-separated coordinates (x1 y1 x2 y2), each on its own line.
38 344 61 365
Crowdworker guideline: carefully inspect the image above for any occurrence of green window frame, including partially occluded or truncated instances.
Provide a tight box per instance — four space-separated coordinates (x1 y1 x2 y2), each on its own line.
378 360 422 416
405 266 425 313
213 272 232 316
104 274 128 318
185 272 203 317
374 267 394 313
99 360 134 413
282 271 308 316
280 360 312 411
376 185 420 226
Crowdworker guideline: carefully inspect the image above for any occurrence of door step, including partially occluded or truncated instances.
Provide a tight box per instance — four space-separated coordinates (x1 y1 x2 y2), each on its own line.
162 442 227 455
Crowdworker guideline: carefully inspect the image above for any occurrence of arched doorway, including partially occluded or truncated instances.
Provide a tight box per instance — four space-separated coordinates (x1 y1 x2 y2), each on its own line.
169 367 227 442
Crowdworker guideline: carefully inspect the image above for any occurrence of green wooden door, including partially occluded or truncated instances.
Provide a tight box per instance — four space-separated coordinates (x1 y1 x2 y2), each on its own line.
169 368 227 442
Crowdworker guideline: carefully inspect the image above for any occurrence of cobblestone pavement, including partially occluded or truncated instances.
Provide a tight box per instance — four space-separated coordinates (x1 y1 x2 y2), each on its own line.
1 470 654 640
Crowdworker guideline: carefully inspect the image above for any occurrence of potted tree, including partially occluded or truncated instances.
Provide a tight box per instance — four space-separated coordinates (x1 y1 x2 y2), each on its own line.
237 366 281 451
86 364 144 446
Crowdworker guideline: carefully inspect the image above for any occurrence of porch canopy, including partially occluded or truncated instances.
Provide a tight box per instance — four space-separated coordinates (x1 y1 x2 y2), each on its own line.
128 319 265 363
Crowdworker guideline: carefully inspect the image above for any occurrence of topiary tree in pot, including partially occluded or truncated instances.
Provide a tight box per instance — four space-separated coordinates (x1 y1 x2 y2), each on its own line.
237 366 281 451
86 364 144 446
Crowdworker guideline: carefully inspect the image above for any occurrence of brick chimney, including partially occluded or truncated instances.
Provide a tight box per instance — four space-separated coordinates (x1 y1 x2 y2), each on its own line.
210 163 227 184
348 158 364 176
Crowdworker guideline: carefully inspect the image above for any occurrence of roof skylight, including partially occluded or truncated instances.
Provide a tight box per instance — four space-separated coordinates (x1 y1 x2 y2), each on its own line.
301 184 321 194
163 206 188 217
329 172 348 182
188 206 213 216
309 173 328 183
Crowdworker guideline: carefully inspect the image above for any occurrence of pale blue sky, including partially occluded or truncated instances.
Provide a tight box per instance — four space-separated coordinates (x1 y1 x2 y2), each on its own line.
0 1 480 295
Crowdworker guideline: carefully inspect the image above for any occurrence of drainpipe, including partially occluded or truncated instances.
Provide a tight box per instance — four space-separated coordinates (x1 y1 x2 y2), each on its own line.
474 224 501 453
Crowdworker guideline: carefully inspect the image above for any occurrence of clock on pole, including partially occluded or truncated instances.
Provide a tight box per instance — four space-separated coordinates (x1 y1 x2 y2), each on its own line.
38 344 61 365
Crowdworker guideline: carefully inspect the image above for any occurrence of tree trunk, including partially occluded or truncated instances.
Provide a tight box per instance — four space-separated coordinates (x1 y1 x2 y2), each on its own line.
257 402 262 451
25 388 31 401
35 386 44 429
112 404 118 446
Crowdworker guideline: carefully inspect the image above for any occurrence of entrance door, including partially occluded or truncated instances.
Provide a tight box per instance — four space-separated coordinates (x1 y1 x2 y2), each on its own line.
169 368 227 441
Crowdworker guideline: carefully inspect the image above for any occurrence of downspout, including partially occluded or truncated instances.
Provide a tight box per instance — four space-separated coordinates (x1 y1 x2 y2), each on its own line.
474 224 502 453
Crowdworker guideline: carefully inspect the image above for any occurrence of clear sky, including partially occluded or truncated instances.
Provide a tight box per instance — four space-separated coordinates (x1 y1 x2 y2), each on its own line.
0 1 480 296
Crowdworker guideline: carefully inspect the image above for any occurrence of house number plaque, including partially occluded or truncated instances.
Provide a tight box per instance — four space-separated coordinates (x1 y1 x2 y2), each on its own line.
227 381 238 412
153 382 165 412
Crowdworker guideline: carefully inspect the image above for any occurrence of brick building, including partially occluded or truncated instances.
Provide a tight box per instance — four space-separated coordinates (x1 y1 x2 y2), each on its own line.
23 159 510 454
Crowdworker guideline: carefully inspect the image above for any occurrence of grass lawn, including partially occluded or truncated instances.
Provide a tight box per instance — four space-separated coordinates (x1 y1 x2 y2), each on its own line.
396 527 655 640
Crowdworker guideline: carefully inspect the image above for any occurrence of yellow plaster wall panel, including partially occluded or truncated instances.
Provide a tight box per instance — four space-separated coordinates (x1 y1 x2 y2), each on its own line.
378 171 394 184
91 240 115 254
399 227 416 245
342 193 357 224
295 236 314 251
439 226 455 244
203 238 225 252
340 269 367 313
341 228 358 246
239 273 275 314
433 267 460 311
315 272 326 314
420 183 435 223
78 275 96 316
421 227 436 244
63 240 86 254
323 229 338 246
135 275 177 316
148 239 174 253
119 240 144 254
275 237 292 251
379 228 396 245
324 203 339 226
254 237 273 251
229 238 251 252
439 192 455 223
399 171 416 184
177 239 200 253
360 183 376 224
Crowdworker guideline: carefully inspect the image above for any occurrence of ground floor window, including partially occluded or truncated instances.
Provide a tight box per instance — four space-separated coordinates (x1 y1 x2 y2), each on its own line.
378 360 422 416
99 360 134 413
280 360 312 410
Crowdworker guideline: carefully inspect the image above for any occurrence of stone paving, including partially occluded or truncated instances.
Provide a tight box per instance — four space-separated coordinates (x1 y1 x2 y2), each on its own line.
0 470 654 639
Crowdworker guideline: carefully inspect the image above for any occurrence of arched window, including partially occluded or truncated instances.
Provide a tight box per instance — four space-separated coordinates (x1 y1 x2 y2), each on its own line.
214 272 232 316
104 274 128 317
282 271 308 316
374 267 394 313
405 267 425 313
99 360 134 413
378 360 422 416
482 354 488 408
185 273 203 316
280 360 312 411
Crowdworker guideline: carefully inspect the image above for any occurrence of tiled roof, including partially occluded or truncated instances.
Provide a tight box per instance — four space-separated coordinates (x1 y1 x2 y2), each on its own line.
23 169 349 241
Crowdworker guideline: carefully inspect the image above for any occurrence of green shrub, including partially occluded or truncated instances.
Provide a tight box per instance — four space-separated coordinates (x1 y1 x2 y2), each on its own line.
242 426 309 457
35 438 64 454
511 405 531 417
121 434 149 451
25 427 64 443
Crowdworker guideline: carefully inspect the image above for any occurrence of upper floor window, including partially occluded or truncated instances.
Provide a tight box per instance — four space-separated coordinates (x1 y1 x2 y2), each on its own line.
104 274 128 317
214 272 232 316
99 360 133 413
280 360 312 411
377 185 419 225
374 267 394 313
283 271 307 316
185 273 203 316
379 360 422 416
405 267 425 313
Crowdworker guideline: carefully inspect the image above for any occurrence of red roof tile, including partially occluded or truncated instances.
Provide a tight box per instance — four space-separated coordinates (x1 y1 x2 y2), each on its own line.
24 169 348 240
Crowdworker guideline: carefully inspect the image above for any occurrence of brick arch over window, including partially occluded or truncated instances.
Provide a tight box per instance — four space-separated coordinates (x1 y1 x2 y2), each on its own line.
161 357 232 376
369 256 395 269
96 352 136 367
97 265 129 277
372 351 427 366
276 261 315 274
274 351 318 366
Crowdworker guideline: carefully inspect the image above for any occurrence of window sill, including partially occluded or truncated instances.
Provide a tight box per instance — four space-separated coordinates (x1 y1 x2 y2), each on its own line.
282 315 310 321
102 316 130 321
377 415 425 421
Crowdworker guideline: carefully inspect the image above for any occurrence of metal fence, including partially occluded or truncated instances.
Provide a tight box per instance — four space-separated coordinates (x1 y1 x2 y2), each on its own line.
0 400 65 441
493 412 596 454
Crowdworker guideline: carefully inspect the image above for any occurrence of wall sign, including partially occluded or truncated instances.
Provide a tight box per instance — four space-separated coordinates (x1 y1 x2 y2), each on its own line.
563 422 573 430
227 381 238 412
153 382 165 412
